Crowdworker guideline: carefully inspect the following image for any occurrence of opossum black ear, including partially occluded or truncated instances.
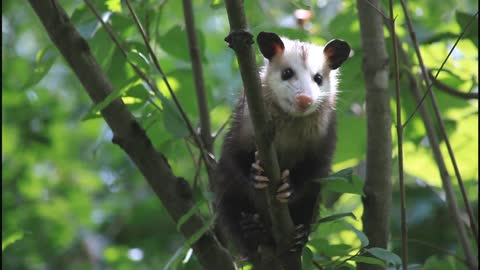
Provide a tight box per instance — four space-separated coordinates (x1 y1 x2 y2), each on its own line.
257 32 285 60
323 39 351 70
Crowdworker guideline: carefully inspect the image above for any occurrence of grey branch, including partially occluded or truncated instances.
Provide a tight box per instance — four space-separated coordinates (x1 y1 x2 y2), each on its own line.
182 0 214 153
357 1 393 270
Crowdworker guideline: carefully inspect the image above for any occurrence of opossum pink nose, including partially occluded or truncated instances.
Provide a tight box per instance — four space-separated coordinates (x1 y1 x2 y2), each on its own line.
295 94 313 111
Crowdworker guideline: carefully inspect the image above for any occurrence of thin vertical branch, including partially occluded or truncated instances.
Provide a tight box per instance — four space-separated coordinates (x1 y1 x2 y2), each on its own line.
398 2 479 263
223 0 300 269
124 0 216 176
403 11 479 127
182 0 213 153
356 1 393 270
388 1 408 269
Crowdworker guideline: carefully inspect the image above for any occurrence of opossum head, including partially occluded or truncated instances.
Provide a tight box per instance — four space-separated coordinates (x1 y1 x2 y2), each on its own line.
257 32 350 117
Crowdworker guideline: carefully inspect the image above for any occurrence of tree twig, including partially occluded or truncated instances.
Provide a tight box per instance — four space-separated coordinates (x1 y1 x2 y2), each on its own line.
84 0 160 103
427 70 479 100
182 0 213 153
403 11 478 127
124 0 216 177
398 3 478 264
223 0 299 269
388 1 408 269
27 1 235 269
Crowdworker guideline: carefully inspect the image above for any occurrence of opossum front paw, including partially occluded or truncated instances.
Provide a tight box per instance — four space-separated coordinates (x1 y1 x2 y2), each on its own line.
250 151 269 189
276 169 292 203
288 224 309 252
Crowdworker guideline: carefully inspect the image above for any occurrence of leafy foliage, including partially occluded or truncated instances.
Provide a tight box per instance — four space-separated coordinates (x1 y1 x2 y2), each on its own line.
2 0 477 269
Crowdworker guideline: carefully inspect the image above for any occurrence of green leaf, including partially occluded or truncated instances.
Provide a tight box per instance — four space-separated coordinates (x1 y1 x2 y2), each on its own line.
158 94 189 138
176 198 206 232
301 246 314 270
343 222 369 248
366 247 402 266
318 167 354 182
317 212 357 224
106 0 122 12
83 79 142 121
210 0 224 9
349 255 386 267
22 46 57 90
319 172 365 196
2 231 24 251
127 49 150 72
158 25 207 62
71 4 107 39
456 11 478 47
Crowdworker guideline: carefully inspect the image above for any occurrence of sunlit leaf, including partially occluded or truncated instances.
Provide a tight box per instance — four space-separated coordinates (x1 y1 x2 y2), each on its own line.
2 232 24 251
106 0 122 13
83 79 142 120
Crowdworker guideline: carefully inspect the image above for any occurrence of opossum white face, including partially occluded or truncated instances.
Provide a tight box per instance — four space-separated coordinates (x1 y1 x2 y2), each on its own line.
257 32 350 116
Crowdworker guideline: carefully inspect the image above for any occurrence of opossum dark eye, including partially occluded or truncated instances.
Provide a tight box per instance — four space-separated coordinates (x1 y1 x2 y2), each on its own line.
313 73 323 85
281 68 294 80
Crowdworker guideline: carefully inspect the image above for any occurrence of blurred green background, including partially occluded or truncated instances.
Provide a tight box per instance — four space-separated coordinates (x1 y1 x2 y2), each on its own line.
2 0 477 269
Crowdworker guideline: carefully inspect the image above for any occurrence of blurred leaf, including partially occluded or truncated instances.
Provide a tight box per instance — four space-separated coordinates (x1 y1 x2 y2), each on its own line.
210 0 224 9
2 232 24 251
22 46 57 90
344 222 369 248
319 168 354 182
301 246 314 270
366 247 402 266
83 79 142 120
159 25 205 62
291 0 312 9
106 0 122 12
456 11 478 47
159 94 189 138
318 170 365 195
349 255 386 267
317 212 357 224
127 49 151 72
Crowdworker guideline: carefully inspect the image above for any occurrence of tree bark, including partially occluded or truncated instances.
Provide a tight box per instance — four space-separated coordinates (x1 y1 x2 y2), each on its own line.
223 0 300 269
28 1 235 269
357 0 393 269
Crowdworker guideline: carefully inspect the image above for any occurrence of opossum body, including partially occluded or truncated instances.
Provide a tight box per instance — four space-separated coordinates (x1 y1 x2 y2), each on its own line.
213 32 350 263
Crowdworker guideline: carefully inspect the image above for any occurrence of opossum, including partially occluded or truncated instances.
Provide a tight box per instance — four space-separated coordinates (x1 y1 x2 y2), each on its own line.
213 31 350 265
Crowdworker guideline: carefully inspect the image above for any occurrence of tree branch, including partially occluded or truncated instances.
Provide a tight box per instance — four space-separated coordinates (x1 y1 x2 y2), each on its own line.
124 0 216 177
394 33 478 270
428 70 479 100
356 1 393 270
182 0 214 153
388 1 408 268
398 2 478 266
28 1 235 269
223 0 300 269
